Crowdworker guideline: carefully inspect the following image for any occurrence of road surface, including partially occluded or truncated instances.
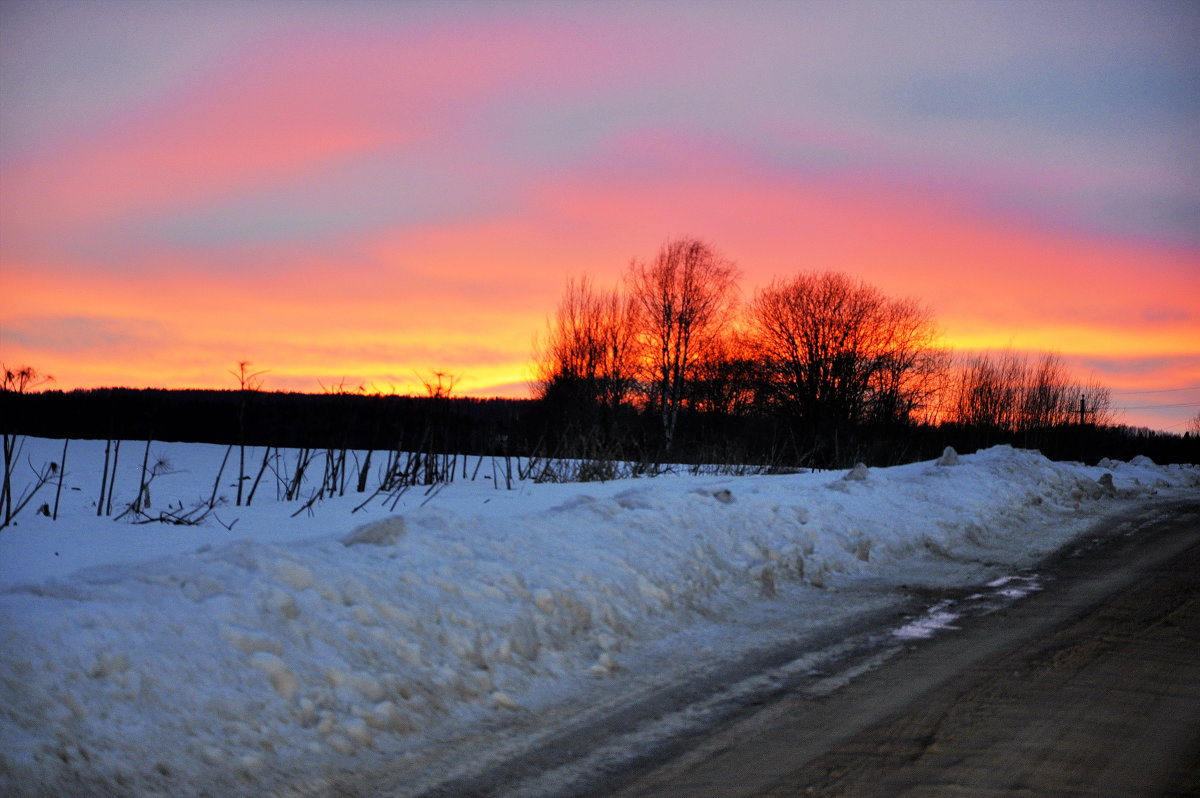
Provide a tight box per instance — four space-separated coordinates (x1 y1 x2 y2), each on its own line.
596 499 1200 798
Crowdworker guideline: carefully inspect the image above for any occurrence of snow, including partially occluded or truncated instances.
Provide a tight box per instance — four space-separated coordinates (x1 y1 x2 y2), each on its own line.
1 439 1197 796
891 600 961 640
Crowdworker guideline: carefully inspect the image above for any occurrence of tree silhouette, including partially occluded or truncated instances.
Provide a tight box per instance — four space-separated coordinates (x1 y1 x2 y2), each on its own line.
1 365 55 527
533 275 638 446
628 238 739 450
229 361 267 506
749 271 938 461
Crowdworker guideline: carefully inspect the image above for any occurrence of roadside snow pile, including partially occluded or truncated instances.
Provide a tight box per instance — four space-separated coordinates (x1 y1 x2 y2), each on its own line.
1 444 1196 796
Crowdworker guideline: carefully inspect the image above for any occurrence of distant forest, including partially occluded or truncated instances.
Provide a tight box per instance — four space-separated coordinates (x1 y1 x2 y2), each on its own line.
1 385 1195 469
2 388 527 455
3 237 1197 469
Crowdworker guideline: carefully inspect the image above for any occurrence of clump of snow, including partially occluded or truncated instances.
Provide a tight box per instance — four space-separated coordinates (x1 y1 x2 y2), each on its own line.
0 439 1196 796
843 462 870 481
249 652 300 700
342 516 407 546
937 446 960 466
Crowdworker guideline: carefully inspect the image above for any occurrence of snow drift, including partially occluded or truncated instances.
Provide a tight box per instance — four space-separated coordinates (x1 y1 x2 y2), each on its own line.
1 442 1196 796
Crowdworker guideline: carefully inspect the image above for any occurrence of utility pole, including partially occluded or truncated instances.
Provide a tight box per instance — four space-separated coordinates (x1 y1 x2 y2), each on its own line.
1079 394 1086 426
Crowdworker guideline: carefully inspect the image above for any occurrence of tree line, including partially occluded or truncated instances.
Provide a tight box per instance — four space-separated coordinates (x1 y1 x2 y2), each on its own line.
1 387 531 454
4 237 1196 481
530 236 1125 467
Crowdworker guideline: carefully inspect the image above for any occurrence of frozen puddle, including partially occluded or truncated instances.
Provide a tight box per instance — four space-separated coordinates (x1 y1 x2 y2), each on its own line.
893 574 1042 640
986 574 1043 601
893 599 961 640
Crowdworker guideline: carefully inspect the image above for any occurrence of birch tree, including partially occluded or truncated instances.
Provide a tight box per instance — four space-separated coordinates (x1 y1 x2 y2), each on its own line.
627 238 739 450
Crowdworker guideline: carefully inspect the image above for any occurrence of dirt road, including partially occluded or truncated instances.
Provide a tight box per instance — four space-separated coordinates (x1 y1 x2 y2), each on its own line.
599 500 1200 798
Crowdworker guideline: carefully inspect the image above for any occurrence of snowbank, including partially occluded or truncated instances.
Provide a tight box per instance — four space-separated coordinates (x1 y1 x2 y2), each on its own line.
1 442 1196 796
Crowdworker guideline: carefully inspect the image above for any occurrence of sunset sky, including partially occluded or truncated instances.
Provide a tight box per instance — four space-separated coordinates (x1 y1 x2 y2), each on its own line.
2 0 1198 431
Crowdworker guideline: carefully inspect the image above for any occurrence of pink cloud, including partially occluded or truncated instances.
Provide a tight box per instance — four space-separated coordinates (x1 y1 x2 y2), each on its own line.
528 128 1200 340
2 13 654 249
4 3 1197 425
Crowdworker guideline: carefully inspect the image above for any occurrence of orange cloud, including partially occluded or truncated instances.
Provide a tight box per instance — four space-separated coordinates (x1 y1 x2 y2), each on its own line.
534 130 1200 358
6 132 1197 414
3 12 1197 433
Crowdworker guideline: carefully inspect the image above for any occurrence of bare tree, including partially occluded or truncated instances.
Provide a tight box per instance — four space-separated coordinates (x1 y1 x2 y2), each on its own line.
950 350 1115 438
952 350 1029 432
863 296 943 428
1018 352 1073 431
1078 378 1115 427
749 272 938 459
229 361 267 506
2 365 54 526
627 238 739 450
689 330 761 418
533 275 638 425
414 370 460 486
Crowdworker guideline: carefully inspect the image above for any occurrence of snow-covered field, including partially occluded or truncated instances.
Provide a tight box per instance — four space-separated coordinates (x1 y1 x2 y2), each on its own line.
1 438 1197 797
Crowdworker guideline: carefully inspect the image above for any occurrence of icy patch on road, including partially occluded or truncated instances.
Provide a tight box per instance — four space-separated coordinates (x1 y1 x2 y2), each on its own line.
987 574 1042 600
893 600 961 639
895 574 1046 641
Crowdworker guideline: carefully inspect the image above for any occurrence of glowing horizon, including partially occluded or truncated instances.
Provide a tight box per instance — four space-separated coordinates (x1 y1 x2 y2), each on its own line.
2 1 1198 431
